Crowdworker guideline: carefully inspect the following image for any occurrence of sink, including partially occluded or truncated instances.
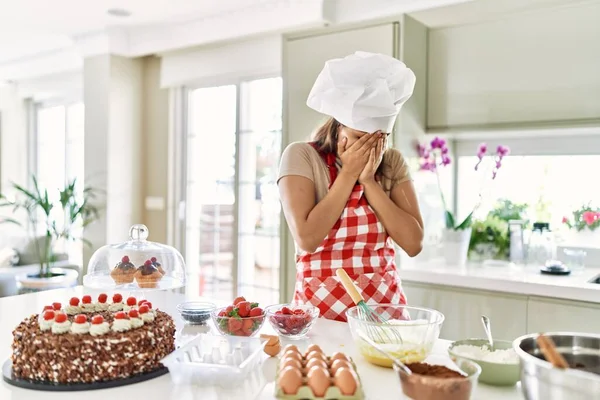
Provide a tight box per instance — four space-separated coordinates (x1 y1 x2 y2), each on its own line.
589 275 600 284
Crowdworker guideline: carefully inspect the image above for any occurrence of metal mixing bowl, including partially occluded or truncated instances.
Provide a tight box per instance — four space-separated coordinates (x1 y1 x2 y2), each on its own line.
513 332 600 400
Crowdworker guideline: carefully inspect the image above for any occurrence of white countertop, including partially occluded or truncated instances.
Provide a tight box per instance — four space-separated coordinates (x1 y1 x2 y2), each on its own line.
398 261 600 303
0 287 524 400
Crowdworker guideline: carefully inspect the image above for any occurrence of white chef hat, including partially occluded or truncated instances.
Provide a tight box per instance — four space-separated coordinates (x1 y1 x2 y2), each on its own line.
307 51 416 134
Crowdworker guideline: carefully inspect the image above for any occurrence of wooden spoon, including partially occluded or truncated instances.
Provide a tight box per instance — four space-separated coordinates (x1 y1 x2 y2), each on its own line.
536 334 569 369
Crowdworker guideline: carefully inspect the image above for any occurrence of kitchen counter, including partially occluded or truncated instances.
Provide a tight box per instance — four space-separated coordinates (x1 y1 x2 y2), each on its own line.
399 262 600 303
0 287 523 400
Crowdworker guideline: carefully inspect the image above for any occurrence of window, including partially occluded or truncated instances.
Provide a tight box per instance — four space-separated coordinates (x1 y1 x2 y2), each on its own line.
184 77 282 304
456 155 600 231
36 103 85 264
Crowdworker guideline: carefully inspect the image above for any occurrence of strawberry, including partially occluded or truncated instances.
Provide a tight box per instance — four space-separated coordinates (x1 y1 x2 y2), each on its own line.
227 318 243 333
122 256 130 263
128 309 140 318
82 295 92 304
233 296 246 305
218 310 227 317
113 293 123 303
126 297 137 306
237 301 251 317
138 299 147 306
74 314 87 324
225 305 234 315
69 297 80 306
138 305 149 314
281 306 293 315
91 315 104 325
114 311 127 320
250 302 259 309
98 293 108 303
52 302 61 310
54 313 67 323
143 301 152 309
43 310 55 321
43 305 53 312
249 307 263 317
293 308 305 315
242 318 254 335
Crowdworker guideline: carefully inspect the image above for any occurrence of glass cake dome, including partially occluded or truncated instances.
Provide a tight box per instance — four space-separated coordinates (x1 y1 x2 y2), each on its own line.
83 224 186 291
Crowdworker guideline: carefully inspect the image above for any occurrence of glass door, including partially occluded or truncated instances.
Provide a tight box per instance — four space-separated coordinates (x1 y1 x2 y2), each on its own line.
184 77 282 304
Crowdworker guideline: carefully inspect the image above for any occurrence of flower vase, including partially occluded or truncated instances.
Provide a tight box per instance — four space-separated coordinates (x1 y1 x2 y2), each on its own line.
441 228 472 266
569 229 600 248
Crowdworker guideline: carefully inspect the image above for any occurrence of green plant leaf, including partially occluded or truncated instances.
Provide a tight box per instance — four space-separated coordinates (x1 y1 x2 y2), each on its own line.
445 210 456 230
456 211 474 230
0 217 22 226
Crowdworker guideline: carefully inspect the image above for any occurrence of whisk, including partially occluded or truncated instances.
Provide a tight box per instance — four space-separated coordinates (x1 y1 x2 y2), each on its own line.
336 269 403 344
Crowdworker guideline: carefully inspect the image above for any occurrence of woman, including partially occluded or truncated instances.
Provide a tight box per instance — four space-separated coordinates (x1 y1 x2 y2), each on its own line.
278 52 424 322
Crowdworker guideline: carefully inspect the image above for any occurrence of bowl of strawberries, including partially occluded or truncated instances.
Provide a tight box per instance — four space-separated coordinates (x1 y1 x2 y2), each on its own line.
211 296 265 337
265 304 319 339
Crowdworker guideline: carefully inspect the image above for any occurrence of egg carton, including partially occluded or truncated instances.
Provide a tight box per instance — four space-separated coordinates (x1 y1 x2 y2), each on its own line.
161 333 265 387
274 359 365 400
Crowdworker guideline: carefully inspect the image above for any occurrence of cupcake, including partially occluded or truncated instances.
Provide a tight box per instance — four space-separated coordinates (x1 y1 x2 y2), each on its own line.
134 260 163 288
110 255 136 284
150 257 165 275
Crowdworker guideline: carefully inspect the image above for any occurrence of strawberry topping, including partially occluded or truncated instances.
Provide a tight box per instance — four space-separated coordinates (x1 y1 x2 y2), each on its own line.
126 297 137 306
138 299 147 306
98 293 108 303
43 310 55 321
69 297 80 306
43 305 53 312
138 305 149 314
54 313 67 323
74 314 87 324
82 295 92 304
143 301 152 309
52 302 61 310
128 309 140 318
114 311 127 320
113 293 123 303
91 315 104 325
122 255 130 263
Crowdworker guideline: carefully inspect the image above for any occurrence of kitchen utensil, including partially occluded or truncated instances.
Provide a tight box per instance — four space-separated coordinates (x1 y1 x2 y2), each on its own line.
536 334 569 369
481 315 494 349
540 260 571 276
265 303 319 339
177 301 216 325
358 330 412 375
346 304 444 368
336 269 403 344
449 339 520 386
513 332 600 400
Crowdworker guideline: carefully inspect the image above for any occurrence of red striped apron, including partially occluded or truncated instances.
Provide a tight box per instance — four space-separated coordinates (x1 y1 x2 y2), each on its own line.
292 142 407 322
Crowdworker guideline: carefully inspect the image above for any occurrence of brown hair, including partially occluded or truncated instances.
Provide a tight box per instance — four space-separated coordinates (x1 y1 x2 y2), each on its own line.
310 117 387 181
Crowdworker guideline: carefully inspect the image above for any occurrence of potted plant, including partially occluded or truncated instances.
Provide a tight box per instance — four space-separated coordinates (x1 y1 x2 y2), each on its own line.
561 204 600 247
468 215 510 261
417 137 510 265
0 176 101 293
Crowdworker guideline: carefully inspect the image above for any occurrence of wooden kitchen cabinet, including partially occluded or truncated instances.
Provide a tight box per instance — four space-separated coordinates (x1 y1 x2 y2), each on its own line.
402 282 528 341
526 297 600 334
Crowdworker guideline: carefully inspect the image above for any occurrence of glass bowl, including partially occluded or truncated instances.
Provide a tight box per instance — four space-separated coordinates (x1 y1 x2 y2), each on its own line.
346 304 444 367
211 306 266 337
265 303 319 339
177 301 216 325
83 224 186 291
396 355 481 400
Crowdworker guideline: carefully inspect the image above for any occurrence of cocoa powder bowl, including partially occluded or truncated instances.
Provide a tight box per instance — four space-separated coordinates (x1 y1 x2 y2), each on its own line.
394 355 481 400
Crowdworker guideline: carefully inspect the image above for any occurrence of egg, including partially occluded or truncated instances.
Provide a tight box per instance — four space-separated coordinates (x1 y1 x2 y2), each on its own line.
306 344 323 354
279 358 302 371
306 366 331 397
283 344 301 355
329 358 353 375
334 367 358 395
281 350 303 363
278 366 303 395
305 350 327 362
305 357 328 371
330 352 349 362
264 343 281 357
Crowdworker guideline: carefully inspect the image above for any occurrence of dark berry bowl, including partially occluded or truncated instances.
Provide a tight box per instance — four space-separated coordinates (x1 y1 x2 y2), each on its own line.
177 301 216 325
211 307 265 337
265 304 319 339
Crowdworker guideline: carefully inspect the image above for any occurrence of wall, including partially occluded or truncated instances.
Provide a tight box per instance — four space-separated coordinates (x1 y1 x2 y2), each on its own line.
427 2 600 128
142 56 170 244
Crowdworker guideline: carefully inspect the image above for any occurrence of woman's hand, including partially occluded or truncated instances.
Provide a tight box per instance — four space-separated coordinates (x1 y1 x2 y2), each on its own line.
358 133 386 185
338 133 380 179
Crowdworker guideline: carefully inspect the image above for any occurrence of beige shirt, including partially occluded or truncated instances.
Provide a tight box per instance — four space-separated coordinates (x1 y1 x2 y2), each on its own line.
277 141 411 201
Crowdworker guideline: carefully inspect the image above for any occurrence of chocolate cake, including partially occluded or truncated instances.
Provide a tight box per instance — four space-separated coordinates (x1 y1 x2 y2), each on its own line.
10 295 176 384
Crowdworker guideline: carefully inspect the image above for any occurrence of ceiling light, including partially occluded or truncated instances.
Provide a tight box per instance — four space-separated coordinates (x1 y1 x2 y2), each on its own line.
107 8 132 17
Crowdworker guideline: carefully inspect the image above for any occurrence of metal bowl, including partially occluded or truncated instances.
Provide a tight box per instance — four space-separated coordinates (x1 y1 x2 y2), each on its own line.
513 332 600 400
